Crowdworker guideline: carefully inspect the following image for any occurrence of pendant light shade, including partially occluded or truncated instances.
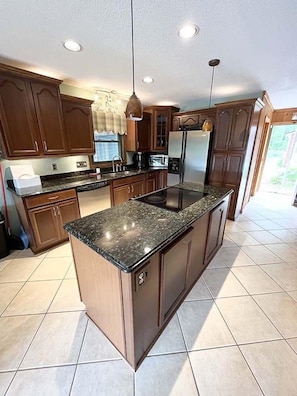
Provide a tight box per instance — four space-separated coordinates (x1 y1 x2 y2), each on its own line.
202 59 220 133
125 0 143 121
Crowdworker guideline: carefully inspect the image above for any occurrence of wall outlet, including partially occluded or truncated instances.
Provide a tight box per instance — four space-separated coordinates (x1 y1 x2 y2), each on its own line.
52 163 57 171
76 161 87 168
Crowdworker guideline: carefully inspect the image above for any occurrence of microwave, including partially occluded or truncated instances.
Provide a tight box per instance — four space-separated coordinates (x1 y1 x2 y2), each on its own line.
149 154 168 168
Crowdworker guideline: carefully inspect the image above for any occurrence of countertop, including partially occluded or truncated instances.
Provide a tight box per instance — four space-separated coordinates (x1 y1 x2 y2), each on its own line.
7 168 162 197
64 183 233 273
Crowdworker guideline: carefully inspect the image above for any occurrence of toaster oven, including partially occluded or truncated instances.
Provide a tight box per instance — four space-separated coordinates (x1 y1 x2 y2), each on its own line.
149 154 168 168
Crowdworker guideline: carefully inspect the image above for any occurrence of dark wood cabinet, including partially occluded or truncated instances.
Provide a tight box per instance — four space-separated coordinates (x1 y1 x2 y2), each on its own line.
111 174 146 206
187 213 210 288
209 98 264 220
214 105 253 151
144 106 179 152
160 227 193 323
158 170 168 189
0 64 66 158
204 198 229 264
171 108 216 132
31 82 66 155
146 171 158 194
12 188 80 253
126 112 151 152
61 95 94 154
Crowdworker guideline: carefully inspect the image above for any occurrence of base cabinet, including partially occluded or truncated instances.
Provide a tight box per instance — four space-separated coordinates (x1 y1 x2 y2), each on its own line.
160 227 193 323
204 198 229 264
70 193 231 370
111 174 146 206
12 189 80 253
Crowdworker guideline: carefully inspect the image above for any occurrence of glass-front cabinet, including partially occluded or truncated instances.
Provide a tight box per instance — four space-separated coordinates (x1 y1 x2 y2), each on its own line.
144 106 179 152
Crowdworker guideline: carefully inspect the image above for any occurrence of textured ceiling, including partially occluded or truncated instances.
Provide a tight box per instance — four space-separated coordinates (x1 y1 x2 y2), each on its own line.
0 0 296 110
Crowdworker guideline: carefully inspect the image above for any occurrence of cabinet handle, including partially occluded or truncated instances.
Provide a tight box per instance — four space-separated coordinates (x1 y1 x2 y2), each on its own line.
48 196 59 200
53 207 56 216
128 186 130 194
56 206 61 216
34 141 39 152
131 185 134 193
137 141 139 149
43 141 48 151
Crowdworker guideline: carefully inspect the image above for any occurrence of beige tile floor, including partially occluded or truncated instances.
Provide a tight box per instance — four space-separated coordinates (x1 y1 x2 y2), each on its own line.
0 191 297 395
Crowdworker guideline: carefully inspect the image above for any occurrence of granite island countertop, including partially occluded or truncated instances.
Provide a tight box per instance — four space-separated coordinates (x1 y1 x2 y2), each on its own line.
7 168 160 197
64 183 233 273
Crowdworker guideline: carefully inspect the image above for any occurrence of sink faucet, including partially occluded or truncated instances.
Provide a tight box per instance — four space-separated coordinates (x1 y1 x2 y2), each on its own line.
112 155 123 173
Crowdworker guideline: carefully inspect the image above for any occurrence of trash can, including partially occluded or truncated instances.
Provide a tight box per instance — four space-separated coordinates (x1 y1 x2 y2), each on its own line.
0 211 10 259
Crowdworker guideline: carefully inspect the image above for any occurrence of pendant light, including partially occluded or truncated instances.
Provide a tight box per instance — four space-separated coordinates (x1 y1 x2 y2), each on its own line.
202 59 220 132
125 0 143 121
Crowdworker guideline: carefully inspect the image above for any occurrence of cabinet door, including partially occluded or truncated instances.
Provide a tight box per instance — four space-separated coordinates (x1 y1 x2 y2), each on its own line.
29 205 60 250
214 108 233 150
126 112 151 152
131 180 145 198
187 213 209 287
113 185 130 205
31 82 67 155
62 99 94 154
160 227 193 323
224 153 245 186
172 116 180 131
209 152 227 186
158 170 168 189
152 109 170 151
181 114 200 128
204 199 229 264
0 75 41 157
229 105 253 150
137 112 151 151
131 254 160 366
146 178 156 194
57 199 80 240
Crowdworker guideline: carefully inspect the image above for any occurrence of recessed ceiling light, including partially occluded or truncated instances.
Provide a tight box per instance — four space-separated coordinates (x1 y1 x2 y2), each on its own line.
63 40 82 52
178 24 199 39
142 76 154 83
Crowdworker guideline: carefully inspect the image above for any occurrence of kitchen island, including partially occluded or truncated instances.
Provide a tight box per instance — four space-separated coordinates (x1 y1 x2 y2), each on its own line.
65 183 232 370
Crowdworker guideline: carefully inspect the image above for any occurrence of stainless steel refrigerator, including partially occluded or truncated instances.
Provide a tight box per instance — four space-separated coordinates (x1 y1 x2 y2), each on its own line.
167 130 210 186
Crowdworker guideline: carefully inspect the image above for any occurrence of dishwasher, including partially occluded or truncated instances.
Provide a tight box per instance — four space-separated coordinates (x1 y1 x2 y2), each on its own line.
77 180 111 217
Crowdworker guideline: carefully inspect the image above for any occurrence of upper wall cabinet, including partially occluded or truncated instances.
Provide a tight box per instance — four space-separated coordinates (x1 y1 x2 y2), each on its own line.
61 95 94 154
145 106 179 152
172 108 216 131
125 111 151 152
0 64 66 158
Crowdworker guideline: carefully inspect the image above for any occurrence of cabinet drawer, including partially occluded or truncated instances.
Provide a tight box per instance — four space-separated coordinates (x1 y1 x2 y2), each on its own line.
25 189 77 209
112 174 144 187
146 171 158 179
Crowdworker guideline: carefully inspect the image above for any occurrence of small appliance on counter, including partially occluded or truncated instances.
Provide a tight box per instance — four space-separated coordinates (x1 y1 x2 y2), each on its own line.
149 154 168 168
10 165 42 194
132 152 149 170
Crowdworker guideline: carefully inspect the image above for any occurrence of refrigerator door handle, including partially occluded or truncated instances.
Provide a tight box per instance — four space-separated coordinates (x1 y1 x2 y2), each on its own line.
180 131 187 183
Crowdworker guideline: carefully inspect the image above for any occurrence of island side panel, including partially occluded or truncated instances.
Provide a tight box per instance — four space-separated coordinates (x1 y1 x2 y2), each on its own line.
121 253 161 369
69 235 126 357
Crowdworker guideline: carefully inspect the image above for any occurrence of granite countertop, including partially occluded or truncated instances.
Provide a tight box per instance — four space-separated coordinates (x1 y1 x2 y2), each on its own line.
64 183 233 273
7 168 161 197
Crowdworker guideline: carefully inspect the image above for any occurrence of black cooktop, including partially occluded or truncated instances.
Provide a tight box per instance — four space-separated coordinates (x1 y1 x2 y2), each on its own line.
136 187 208 212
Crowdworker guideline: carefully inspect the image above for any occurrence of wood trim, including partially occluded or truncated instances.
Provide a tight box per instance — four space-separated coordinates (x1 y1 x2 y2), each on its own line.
215 97 264 109
0 63 62 85
172 107 216 117
60 94 93 106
